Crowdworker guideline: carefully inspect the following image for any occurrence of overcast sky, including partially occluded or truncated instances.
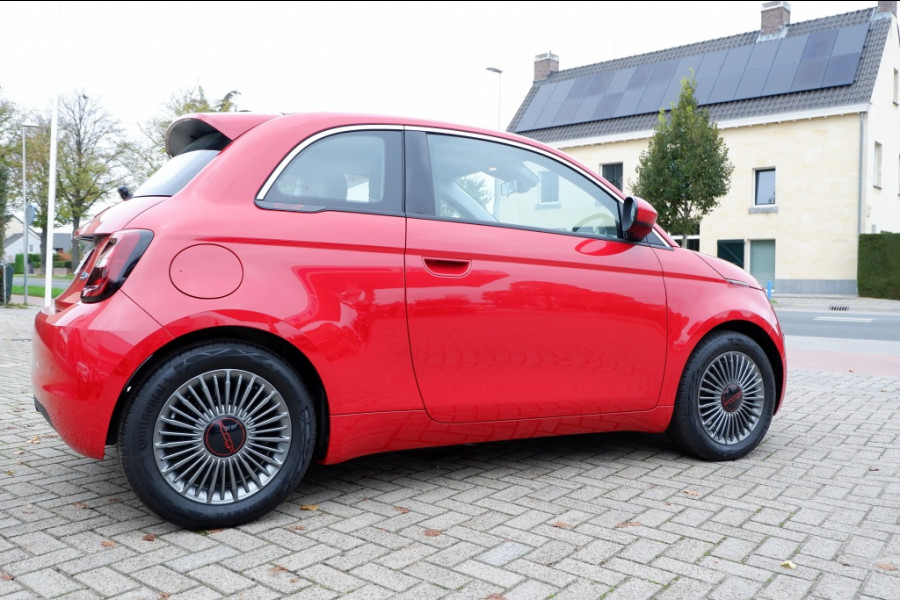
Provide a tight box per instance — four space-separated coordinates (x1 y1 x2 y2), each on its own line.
0 1 881 135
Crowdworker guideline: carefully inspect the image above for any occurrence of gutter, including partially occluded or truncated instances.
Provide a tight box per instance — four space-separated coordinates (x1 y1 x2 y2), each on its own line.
858 112 865 236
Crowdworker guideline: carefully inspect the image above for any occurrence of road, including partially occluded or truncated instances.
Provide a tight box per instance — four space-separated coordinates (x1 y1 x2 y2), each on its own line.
11 274 72 290
776 309 900 341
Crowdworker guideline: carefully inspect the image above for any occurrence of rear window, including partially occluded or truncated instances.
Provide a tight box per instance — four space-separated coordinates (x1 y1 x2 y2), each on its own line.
132 150 219 197
132 131 229 198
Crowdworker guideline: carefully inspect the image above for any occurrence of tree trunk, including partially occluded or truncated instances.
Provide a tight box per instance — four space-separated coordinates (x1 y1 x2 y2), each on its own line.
71 217 82 267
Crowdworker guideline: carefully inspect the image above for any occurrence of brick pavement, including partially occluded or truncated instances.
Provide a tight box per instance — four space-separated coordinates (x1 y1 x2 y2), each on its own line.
1 304 898 599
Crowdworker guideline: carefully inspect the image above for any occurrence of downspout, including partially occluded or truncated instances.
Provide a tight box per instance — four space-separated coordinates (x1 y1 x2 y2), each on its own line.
857 111 866 237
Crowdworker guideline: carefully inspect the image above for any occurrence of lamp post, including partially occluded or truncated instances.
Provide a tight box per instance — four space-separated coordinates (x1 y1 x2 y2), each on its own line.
21 123 38 305
486 67 503 130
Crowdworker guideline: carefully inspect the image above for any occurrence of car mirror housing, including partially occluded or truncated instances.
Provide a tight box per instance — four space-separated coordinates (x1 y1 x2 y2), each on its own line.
622 196 658 241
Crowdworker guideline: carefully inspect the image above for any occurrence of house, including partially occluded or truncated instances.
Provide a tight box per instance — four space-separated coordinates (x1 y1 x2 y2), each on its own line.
3 214 73 265
2 214 41 264
508 1 900 295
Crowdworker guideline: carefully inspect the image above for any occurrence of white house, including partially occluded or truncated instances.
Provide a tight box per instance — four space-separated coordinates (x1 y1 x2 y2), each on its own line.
509 1 900 295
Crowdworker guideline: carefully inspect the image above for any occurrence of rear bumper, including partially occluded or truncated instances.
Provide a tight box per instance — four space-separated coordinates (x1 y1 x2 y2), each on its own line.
32 294 172 459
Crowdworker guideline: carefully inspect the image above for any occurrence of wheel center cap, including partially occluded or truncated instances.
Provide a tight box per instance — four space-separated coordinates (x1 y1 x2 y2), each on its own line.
721 384 743 413
204 417 247 457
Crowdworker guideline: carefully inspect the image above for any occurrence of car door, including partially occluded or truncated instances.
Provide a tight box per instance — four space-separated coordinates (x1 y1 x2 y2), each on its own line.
404 130 668 423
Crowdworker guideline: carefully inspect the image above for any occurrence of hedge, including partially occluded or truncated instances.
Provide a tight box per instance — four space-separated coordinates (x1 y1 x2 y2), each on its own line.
858 232 900 300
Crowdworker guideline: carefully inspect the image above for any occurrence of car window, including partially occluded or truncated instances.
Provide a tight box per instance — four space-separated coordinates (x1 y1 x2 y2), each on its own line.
425 133 621 238
258 130 403 215
133 149 220 198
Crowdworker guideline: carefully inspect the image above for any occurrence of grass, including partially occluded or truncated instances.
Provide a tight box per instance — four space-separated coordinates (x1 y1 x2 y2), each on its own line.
10 285 65 299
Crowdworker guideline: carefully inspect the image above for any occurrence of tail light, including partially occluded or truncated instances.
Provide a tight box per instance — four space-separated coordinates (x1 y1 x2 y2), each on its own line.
81 230 154 304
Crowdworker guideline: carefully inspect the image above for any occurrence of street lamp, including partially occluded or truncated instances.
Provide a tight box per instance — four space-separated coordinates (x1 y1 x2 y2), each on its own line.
486 67 503 131
21 122 38 305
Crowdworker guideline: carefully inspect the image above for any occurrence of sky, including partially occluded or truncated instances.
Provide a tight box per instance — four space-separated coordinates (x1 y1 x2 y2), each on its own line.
0 1 883 136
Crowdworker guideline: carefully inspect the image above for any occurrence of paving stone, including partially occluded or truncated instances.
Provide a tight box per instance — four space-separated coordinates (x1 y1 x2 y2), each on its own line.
3 305 900 599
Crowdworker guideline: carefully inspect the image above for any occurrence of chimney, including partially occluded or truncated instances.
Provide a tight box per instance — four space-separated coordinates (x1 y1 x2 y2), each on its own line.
878 1 897 16
534 52 559 82
761 1 791 36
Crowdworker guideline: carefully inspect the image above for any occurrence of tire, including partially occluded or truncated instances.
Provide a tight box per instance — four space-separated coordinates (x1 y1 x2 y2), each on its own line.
667 331 775 461
118 341 315 529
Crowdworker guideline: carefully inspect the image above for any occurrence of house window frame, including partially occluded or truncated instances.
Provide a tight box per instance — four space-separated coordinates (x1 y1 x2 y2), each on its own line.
874 141 883 189
601 162 624 192
750 167 777 213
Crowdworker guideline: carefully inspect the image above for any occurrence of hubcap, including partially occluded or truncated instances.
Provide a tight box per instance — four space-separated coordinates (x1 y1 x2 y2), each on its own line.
697 351 765 445
153 369 292 505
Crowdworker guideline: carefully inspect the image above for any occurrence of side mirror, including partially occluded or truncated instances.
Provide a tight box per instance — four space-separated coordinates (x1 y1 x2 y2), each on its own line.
622 196 657 241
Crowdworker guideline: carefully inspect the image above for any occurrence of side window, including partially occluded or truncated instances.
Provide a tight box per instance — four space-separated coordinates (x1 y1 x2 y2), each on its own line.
601 162 623 191
258 130 402 214
754 168 776 205
425 134 621 238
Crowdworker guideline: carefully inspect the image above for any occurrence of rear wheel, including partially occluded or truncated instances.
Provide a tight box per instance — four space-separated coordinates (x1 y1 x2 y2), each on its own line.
667 331 775 461
118 341 315 529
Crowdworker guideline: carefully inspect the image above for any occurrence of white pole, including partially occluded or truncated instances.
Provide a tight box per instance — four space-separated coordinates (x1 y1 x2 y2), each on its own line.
22 126 29 305
43 1 61 308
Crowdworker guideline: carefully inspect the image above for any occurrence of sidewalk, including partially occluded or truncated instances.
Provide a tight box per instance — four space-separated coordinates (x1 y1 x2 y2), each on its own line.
771 294 900 313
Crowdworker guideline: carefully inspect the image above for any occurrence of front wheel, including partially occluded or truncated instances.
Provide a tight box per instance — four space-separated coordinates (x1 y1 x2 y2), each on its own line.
118 341 315 529
667 331 776 461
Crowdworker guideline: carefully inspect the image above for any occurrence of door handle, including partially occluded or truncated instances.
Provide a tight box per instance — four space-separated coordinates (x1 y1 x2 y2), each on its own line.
422 257 471 277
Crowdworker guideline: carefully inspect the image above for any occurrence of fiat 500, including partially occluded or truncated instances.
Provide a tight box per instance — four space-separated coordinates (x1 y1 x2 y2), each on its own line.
32 112 786 529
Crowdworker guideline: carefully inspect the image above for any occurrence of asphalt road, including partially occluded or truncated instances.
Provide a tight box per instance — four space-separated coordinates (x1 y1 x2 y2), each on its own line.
776 310 900 341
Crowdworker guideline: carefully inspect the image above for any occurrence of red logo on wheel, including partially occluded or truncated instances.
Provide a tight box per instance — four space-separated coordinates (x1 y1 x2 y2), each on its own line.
204 417 247 457
721 384 743 413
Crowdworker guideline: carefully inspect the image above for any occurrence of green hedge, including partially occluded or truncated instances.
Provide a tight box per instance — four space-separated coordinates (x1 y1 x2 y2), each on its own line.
858 232 900 300
13 253 42 275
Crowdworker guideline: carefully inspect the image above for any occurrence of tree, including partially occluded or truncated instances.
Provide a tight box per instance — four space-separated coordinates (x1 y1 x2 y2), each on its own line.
0 91 17 263
129 86 241 183
55 91 129 266
630 75 733 248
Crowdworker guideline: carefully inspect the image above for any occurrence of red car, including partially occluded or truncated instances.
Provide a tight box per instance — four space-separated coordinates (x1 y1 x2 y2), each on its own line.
32 112 786 529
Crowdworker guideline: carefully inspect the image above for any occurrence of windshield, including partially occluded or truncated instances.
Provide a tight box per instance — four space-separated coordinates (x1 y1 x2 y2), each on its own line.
132 149 220 198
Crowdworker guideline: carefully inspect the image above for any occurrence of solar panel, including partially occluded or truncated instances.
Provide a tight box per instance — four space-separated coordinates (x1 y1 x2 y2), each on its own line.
709 72 743 104
735 68 769 98
773 35 806 65
635 80 669 114
746 40 780 69
535 78 575 128
627 64 656 90
833 23 868 54
762 62 799 95
514 23 869 133
591 92 623 121
801 29 838 61
555 77 593 125
614 89 644 117
514 84 555 131
822 51 862 87
792 58 828 90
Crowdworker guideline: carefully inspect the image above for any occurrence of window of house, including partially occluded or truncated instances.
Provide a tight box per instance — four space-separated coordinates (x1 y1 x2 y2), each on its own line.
601 163 623 191
874 142 883 188
754 168 775 205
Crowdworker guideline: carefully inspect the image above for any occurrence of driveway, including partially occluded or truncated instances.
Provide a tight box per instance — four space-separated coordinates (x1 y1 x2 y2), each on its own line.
1 305 898 599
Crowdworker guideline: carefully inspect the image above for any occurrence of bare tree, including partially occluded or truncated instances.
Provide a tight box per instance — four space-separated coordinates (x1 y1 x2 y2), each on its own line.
55 91 128 265
0 90 18 262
